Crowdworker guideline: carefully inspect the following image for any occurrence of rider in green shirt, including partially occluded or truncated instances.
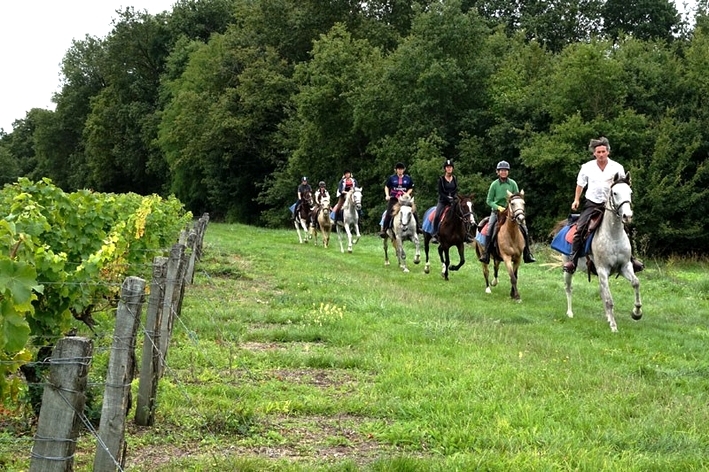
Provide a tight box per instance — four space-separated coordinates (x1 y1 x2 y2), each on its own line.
479 161 536 264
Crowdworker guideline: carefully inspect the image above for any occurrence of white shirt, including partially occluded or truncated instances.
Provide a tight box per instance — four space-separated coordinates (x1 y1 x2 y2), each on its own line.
577 158 625 204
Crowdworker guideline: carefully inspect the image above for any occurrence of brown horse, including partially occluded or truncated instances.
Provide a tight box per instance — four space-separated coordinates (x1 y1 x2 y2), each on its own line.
423 194 476 280
473 190 527 301
310 195 332 248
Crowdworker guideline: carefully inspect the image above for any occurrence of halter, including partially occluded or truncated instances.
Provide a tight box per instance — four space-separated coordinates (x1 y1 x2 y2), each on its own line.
606 180 632 219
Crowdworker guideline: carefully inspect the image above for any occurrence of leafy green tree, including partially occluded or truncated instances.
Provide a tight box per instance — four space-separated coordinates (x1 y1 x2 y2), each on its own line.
602 0 680 42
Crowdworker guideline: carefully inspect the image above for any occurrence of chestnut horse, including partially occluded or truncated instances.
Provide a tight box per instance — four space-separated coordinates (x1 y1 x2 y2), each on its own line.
423 194 476 280
473 190 527 301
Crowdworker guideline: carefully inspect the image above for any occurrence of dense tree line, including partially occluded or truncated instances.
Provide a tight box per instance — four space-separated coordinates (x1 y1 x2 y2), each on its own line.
1 0 707 255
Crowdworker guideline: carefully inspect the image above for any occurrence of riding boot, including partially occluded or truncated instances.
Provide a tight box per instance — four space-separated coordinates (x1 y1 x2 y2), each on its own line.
479 224 498 263
631 257 645 273
380 212 390 239
520 226 536 263
431 215 441 244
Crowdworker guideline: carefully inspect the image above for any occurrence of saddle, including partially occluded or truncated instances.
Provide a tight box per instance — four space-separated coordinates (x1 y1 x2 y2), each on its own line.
564 209 603 253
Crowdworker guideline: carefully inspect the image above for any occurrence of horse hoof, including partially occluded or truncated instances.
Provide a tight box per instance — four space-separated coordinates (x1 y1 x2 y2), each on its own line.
631 311 643 320
566 311 574 318
403 268 410 273
485 287 491 294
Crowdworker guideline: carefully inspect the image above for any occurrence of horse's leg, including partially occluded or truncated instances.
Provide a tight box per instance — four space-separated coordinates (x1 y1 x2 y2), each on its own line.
352 222 361 245
396 234 409 272
505 257 520 302
439 245 449 280
336 223 345 253
620 262 643 320
413 234 421 265
491 260 500 287
449 243 465 271
345 223 353 253
383 236 390 266
564 270 575 318
597 268 618 332
294 219 304 244
424 234 431 274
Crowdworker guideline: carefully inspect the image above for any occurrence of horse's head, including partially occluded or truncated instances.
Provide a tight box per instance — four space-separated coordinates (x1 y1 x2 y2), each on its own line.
398 203 413 227
506 190 526 226
458 194 477 227
303 190 314 206
320 195 331 210
609 172 633 224
351 187 363 211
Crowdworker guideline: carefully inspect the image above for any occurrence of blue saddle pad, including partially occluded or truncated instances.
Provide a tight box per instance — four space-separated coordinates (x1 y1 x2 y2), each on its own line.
289 202 297 216
475 231 487 246
422 207 436 234
550 225 593 256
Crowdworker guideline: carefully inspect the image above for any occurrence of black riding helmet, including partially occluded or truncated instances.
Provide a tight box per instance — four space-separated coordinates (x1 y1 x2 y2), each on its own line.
302 176 308 182
443 159 454 168
395 162 406 169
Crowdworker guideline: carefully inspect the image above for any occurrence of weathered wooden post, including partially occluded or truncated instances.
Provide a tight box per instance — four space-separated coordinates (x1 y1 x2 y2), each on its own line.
185 229 198 284
135 257 168 426
29 337 93 472
158 243 185 378
93 276 145 472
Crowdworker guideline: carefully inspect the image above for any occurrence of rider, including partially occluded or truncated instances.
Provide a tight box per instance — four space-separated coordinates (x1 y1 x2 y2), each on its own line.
332 169 357 215
315 181 330 206
431 159 458 244
379 162 417 238
295 176 312 219
563 137 644 274
478 161 536 264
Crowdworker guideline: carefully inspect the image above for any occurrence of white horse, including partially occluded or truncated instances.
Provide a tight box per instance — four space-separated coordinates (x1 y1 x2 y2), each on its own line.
336 187 362 253
383 195 420 272
563 172 642 332
293 190 314 244
311 195 332 248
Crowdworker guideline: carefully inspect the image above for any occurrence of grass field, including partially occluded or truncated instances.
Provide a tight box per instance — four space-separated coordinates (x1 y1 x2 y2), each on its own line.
3 223 709 471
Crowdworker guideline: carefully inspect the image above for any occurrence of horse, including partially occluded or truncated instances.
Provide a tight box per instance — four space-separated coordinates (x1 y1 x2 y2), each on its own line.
422 194 476 280
335 187 362 253
473 190 527 301
310 195 332 248
293 189 314 244
554 172 642 332
383 194 420 272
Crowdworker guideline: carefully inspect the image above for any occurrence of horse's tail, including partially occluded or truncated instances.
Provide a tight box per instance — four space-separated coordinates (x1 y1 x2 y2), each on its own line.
549 218 568 238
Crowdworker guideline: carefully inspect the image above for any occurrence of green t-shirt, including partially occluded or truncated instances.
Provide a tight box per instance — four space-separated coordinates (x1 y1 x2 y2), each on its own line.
486 178 519 211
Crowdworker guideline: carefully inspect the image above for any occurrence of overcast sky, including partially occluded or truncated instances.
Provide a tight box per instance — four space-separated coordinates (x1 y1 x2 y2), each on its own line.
0 0 699 133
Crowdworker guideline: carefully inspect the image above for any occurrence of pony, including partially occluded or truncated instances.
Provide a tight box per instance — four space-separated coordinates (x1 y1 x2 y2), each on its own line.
553 172 642 332
473 190 527 301
383 194 420 272
293 189 314 244
335 187 362 253
310 195 332 248
422 194 476 280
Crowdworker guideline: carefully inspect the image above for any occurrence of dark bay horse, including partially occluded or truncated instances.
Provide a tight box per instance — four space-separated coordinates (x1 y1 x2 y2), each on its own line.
556 173 642 332
473 190 527 301
423 194 476 280
293 189 314 244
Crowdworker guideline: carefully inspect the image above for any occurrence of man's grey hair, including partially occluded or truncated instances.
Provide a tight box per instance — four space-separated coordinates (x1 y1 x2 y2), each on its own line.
589 137 610 152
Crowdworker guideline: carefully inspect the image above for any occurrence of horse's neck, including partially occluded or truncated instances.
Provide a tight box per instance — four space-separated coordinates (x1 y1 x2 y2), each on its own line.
598 210 626 238
500 218 523 239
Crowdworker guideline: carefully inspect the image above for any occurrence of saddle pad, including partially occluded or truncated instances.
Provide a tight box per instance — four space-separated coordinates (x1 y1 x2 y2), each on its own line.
422 207 436 233
551 225 594 256
289 202 297 215
475 231 487 246
565 224 577 244
551 225 573 255
481 223 489 237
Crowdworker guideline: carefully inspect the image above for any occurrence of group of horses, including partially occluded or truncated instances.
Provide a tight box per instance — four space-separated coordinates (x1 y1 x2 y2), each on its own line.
293 173 642 332
293 186 362 253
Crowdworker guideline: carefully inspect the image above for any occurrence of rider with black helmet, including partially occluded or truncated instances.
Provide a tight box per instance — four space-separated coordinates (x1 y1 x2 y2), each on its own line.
479 161 535 263
295 176 312 219
431 159 459 244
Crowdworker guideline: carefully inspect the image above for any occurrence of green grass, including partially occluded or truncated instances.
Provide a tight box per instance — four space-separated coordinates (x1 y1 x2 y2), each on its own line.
4 223 709 471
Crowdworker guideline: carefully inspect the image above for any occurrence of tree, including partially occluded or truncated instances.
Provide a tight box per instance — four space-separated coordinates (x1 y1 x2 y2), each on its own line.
602 0 680 42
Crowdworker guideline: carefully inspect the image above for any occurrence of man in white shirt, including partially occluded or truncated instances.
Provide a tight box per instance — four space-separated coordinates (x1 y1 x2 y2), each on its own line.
563 137 644 273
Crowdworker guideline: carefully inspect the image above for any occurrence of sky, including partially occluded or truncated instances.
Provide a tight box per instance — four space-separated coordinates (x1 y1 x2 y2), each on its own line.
0 0 699 134
0 1 176 133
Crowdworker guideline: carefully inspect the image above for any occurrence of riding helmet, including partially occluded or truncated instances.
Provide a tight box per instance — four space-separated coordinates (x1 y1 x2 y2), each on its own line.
395 162 406 169
318 181 326 187
443 159 454 168
302 176 308 181
496 160 510 170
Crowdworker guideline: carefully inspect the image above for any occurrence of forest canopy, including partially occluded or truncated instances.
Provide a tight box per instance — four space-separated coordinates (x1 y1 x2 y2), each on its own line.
1 0 707 256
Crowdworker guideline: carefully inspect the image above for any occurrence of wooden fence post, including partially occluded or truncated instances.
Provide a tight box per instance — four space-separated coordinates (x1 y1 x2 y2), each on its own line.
93 276 145 472
29 337 93 472
135 257 168 426
158 244 185 378
185 230 198 284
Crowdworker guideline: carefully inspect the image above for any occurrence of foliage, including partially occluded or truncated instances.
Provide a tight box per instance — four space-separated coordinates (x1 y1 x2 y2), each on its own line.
0 178 192 408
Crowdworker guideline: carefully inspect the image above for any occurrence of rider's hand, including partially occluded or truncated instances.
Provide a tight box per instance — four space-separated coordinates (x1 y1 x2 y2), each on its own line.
497 205 505 212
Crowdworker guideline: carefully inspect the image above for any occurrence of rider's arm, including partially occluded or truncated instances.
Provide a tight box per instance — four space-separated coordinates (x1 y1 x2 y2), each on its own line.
571 184 584 211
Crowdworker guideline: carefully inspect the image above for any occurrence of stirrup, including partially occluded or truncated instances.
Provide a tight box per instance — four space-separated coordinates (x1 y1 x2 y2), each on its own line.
632 258 645 273
563 261 576 273
478 253 490 263
431 235 439 244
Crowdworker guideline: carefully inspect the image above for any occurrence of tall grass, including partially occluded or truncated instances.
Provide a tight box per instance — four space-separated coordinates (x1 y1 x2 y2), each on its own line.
5 223 709 471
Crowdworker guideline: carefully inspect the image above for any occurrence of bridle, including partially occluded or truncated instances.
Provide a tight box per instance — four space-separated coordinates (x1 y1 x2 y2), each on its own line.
606 180 632 220
507 194 526 225
453 196 477 235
